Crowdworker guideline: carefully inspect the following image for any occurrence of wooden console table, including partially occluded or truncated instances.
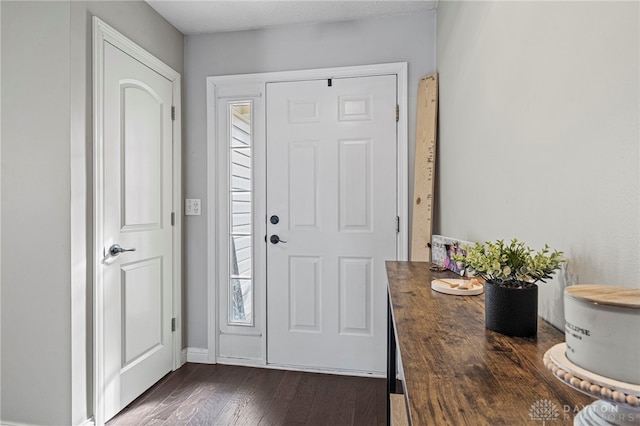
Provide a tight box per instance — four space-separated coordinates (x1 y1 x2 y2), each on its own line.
386 261 593 425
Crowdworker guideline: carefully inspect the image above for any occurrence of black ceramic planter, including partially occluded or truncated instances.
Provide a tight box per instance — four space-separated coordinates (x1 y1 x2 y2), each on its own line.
485 281 538 337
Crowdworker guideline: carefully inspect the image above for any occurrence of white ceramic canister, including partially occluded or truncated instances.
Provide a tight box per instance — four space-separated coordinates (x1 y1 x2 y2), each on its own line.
564 285 640 385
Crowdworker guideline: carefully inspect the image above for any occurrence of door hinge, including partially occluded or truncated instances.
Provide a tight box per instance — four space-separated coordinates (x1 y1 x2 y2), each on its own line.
396 105 399 122
396 216 400 233
171 318 177 332
171 106 176 121
171 212 175 226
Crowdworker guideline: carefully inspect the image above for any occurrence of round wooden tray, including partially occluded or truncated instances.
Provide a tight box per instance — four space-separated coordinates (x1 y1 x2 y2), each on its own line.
430 279 483 296
544 343 640 409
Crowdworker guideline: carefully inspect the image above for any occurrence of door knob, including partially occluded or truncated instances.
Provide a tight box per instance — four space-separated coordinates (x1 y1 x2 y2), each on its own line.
270 215 280 225
270 235 287 244
109 244 136 256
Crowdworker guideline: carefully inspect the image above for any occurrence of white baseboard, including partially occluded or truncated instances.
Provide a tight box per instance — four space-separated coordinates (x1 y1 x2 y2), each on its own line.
216 356 266 368
185 347 212 364
216 357 384 378
184 349 384 378
0 418 94 426
264 363 385 378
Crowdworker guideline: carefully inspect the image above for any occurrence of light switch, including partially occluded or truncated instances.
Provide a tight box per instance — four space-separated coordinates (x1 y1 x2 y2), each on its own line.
185 199 201 216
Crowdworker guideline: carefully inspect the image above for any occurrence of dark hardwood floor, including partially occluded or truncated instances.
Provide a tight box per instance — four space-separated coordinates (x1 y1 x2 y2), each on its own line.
108 363 386 426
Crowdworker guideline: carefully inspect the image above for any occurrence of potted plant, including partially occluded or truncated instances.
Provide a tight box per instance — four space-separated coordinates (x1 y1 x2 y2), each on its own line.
453 238 564 337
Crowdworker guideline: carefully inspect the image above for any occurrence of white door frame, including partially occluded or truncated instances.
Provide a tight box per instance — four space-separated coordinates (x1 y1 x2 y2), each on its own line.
206 62 408 367
92 17 182 426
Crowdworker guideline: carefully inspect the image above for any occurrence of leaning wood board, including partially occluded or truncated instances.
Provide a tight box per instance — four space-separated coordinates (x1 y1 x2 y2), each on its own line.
411 74 438 261
386 261 594 425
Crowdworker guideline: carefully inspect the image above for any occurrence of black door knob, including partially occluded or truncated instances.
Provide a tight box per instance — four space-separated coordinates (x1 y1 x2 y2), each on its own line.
270 215 280 225
270 235 287 244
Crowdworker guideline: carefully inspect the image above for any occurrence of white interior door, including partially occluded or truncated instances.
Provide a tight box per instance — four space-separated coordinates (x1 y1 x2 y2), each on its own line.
100 41 175 421
266 75 397 373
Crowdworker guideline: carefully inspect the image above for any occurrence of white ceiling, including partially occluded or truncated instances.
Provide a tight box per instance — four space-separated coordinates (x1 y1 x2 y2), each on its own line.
146 0 438 35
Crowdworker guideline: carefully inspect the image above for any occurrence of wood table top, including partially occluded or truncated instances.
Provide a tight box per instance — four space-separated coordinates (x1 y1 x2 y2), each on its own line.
386 261 594 425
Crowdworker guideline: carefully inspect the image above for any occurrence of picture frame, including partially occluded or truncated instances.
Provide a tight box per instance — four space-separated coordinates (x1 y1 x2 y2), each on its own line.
431 235 474 276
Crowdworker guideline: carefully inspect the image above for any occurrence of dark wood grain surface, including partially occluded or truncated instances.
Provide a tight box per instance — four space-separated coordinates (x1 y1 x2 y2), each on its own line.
386 261 594 425
108 363 386 425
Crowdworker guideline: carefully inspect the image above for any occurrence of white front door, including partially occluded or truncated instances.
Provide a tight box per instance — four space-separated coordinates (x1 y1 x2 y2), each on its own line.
100 41 175 421
266 75 397 373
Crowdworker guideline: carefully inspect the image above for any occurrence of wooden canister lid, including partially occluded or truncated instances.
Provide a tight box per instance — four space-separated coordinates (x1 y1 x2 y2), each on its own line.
565 285 640 309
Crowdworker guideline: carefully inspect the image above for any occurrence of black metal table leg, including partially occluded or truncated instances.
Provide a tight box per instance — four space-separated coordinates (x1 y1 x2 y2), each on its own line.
387 292 396 425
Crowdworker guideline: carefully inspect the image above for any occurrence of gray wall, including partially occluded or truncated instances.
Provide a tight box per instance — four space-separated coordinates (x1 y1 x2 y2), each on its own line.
1 1 183 424
184 11 437 348
436 2 639 328
2 3 72 424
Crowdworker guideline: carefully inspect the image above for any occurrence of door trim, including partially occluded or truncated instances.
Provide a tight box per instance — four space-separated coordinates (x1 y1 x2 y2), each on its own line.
206 62 409 369
92 17 182 426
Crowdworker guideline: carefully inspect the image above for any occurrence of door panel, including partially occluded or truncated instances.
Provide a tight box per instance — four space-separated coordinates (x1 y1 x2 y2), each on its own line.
339 139 372 231
121 83 163 230
289 141 319 229
102 42 174 420
339 257 373 335
289 256 322 332
121 258 163 368
266 75 397 373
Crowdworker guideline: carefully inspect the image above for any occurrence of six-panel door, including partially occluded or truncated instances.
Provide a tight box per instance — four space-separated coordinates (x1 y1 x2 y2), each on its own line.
266 75 397 373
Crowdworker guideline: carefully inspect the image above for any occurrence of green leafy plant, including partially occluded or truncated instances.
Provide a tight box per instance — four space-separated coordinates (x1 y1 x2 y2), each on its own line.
452 238 564 289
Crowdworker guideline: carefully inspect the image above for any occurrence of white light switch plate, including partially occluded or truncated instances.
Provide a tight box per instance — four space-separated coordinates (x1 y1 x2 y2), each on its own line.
185 199 201 216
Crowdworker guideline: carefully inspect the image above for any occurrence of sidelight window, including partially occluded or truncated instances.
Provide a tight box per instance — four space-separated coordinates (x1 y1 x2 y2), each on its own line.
228 102 253 325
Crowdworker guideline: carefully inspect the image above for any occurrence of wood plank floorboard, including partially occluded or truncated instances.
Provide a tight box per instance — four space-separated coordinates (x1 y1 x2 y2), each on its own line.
108 363 386 426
